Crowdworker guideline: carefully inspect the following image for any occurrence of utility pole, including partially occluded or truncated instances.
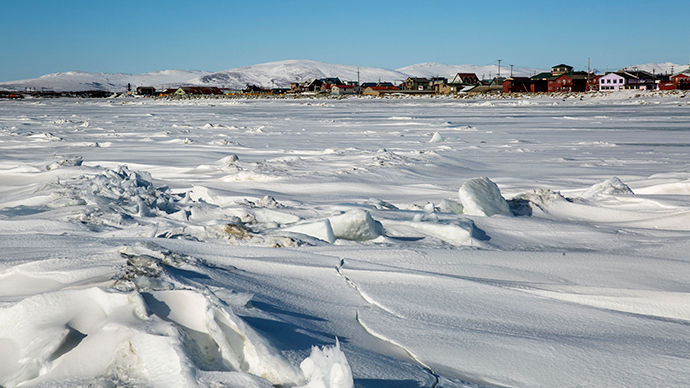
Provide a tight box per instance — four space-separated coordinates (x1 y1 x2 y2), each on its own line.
497 59 503 78
587 57 590 91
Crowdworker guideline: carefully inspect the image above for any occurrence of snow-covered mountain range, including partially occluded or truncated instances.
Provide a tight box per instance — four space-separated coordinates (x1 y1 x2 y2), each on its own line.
1 59 687 92
0 59 545 92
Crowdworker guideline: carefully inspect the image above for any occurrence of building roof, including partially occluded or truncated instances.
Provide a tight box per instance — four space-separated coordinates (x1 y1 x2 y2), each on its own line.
531 72 554 80
552 64 573 69
365 86 399 90
554 73 589 80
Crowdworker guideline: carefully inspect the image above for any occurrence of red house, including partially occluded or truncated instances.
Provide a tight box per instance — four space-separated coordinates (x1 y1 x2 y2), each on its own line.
548 74 588 92
502 77 547 93
672 73 690 90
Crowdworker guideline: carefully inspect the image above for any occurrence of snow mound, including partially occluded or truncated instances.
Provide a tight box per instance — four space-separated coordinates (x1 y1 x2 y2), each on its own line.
581 177 634 198
458 177 511 216
328 210 383 241
296 339 354 388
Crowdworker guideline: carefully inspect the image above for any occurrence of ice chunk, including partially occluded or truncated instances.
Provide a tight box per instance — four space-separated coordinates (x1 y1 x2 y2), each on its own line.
439 199 463 214
296 339 354 388
458 177 511 216
328 210 383 241
429 132 444 143
283 220 336 243
46 156 83 170
581 177 634 198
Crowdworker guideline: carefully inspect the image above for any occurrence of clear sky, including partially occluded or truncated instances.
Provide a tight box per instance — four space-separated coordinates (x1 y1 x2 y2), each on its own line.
2 0 689 81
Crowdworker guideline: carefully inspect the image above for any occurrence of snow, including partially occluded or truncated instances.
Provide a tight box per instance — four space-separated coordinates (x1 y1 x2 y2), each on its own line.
1 92 690 387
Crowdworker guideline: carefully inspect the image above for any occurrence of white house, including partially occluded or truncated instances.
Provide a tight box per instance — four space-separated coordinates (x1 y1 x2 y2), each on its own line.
599 73 625 91
331 84 358 95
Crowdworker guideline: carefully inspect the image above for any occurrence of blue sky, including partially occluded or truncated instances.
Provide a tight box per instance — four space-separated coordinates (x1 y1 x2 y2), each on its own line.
2 0 689 81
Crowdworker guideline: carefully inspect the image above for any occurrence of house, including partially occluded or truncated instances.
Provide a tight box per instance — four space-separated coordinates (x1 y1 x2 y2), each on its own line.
174 86 223 96
551 64 574 76
502 77 532 93
436 73 480 95
243 85 270 94
135 86 156 96
449 73 479 85
617 70 657 90
404 77 430 91
362 86 400 96
599 73 626 91
361 82 395 88
160 88 179 96
303 79 325 92
331 84 359 95
671 72 690 90
587 74 603 91
547 73 588 92
502 77 547 93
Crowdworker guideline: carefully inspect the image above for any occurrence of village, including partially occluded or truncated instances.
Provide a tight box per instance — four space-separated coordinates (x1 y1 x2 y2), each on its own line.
2 63 690 99
137 63 690 98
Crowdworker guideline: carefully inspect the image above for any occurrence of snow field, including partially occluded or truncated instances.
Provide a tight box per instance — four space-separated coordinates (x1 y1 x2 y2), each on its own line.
1 94 690 387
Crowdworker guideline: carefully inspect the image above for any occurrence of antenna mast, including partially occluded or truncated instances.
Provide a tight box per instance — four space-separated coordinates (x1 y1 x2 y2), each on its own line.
497 59 503 78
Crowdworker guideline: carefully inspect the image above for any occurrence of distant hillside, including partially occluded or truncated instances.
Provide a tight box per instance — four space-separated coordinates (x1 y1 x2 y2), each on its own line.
397 62 546 79
622 62 689 75
0 70 210 92
190 59 410 89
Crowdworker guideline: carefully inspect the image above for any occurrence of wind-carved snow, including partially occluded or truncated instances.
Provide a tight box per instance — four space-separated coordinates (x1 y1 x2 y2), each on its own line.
1 94 690 387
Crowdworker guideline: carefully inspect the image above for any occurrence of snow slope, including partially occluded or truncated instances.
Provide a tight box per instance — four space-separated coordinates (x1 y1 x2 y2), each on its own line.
623 61 689 75
397 62 546 79
1 92 690 387
0 70 210 92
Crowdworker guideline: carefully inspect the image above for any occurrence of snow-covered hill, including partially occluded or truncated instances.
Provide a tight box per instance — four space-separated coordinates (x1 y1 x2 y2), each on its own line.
623 62 689 75
191 59 410 89
0 70 210 92
397 62 546 79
